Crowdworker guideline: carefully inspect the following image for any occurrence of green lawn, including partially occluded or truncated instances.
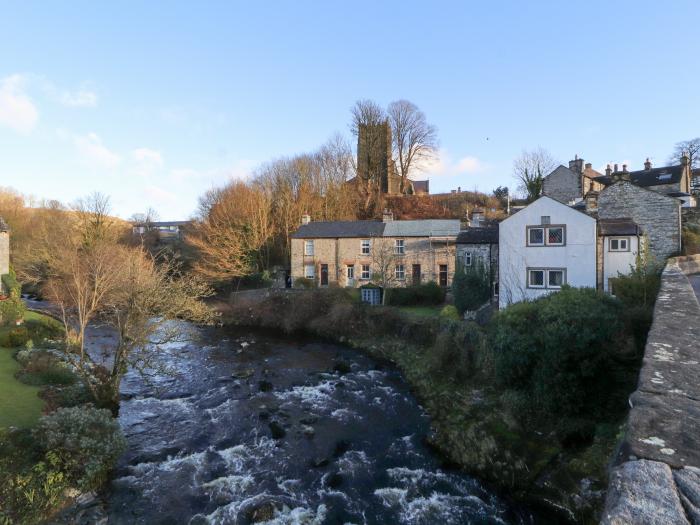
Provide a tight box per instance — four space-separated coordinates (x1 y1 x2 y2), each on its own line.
398 305 443 318
0 311 62 429
0 347 43 428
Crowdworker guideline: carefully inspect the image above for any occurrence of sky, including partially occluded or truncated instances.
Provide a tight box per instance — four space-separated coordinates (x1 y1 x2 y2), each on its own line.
1 1 699 219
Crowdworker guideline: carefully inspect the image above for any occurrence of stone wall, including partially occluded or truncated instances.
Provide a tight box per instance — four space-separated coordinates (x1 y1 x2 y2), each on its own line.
598 181 682 262
0 231 8 276
542 165 581 204
602 256 700 524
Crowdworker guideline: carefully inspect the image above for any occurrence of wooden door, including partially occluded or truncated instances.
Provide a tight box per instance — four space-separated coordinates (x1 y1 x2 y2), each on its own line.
320 264 329 286
412 264 421 286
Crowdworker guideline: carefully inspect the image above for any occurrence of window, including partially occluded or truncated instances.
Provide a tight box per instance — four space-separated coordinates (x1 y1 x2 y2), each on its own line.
347 265 354 280
541 216 551 225
462 252 473 266
361 264 371 280
527 226 566 246
395 264 405 280
394 239 405 255
361 239 371 255
527 268 566 289
528 269 545 288
304 264 315 279
304 240 314 256
439 265 448 287
609 237 630 252
548 269 564 288
547 227 565 245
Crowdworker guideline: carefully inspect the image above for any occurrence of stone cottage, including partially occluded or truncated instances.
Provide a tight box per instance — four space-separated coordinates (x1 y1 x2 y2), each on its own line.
0 218 10 293
456 225 499 297
289 212 460 288
542 156 606 204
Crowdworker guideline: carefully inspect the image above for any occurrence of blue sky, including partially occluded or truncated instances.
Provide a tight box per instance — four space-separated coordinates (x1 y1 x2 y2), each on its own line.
1 1 699 218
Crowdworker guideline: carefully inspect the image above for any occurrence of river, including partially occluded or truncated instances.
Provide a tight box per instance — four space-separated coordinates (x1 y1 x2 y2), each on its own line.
103 325 531 524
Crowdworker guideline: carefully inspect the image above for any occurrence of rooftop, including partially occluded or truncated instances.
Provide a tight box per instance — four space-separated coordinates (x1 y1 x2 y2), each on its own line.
456 227 498 244
598 218 642 236
291 220 385 239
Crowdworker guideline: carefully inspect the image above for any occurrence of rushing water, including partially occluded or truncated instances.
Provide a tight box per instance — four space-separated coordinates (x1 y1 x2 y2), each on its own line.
106 326 529 524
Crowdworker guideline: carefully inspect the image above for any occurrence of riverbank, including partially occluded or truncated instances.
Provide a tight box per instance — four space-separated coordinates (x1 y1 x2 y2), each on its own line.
222 288 640 524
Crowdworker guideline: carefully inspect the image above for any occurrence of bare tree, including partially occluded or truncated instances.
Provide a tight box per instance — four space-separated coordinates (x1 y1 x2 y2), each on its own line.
387 100 438 193
350 99 386 135
513 148 558 201
187 180 273 282
370 237 400 304
669 137 700 176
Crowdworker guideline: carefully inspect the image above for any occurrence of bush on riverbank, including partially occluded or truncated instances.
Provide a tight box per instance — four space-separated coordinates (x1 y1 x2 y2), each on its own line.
0 406 126 524
384 282 445 306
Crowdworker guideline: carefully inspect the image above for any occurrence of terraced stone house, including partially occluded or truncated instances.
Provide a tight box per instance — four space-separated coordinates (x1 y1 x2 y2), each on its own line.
289 212 460 289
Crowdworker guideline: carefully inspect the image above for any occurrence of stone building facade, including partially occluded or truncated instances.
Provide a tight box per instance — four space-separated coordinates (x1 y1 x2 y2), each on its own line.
456 227 499 296
542 156 605 204
0 218 9 278
597 180 682 262
290 215 459 288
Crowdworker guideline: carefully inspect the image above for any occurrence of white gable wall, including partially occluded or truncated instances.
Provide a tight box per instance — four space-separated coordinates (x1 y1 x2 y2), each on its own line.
602 235 641 293
498 197 597 308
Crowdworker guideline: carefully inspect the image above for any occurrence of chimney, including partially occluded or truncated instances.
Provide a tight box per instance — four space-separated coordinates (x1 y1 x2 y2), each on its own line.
382 209 394 223
569 154 584 174
585 162 592 170
301 214 311 225
681 153 690 167
605 164 612 177
614 163 619 172
471 208 484 228
644 158 652 171
585 190 599 213
457 186 461 193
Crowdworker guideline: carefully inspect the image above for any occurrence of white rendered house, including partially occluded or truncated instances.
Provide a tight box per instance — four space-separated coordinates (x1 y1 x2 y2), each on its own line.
498 196 597 308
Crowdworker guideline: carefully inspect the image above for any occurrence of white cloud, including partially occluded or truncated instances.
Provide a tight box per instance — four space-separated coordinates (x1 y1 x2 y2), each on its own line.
417 149 488 178
73 132 121 169
132 148 163 166
144 184 177 204
0 74 39 134
59 88 98 108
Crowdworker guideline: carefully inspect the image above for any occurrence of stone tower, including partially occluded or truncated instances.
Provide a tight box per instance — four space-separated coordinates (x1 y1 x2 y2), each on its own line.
356 120 401 194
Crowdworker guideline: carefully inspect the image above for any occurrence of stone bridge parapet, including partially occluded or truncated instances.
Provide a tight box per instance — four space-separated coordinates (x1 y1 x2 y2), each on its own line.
603 255 700 524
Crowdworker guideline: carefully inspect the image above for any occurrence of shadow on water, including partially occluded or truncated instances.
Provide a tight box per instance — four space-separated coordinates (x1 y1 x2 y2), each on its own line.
106 325 541 524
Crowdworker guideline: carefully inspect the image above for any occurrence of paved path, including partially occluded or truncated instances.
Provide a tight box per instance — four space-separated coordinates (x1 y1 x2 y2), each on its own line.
689 274 700 303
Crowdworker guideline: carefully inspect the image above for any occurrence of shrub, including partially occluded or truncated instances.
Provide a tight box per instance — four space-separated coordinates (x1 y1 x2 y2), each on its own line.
2 268 21 299
386 282 445 306
452 260 492 313
428 321 483 381
33 406 127 491
8 326 30 347
0 297 26 327
293 277 315 289
17 350 77 386
489 287 628 419
439 305 460 320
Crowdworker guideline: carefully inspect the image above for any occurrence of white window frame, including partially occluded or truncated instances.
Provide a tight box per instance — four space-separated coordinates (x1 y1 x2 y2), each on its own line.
361 239 371 255
609 237 630 252
347 265 354 280
360 264 371 280
304 240 314 256
527 268 566 289
527 227 545 246
463 252 473 266
528 269 545 288
395 264 405 280
304 264 315 279
394 239 405 255
527 225 566 246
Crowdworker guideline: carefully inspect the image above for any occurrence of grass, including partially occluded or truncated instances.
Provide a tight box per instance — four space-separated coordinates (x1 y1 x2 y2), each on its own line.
0 347 43 428
0 311 63 429
397 305 443 318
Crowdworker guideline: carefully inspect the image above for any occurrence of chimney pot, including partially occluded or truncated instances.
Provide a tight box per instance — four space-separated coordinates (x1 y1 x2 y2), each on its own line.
585 163 592 169
614 163 618 172
382 209 394 222
644 158 652 171
622 164 628 173
605 164 612 177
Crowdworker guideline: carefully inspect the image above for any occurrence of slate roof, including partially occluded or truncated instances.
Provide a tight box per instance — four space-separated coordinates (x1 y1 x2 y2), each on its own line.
598 218 641 236
456 227 498 244
291 221 385 238
383 219 461 237
596 164 684 187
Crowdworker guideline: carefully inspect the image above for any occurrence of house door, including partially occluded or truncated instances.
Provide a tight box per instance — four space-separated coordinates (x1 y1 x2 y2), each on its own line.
412 264 421 286
439 265 448 287
346 265 355 287
320 264 329 286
